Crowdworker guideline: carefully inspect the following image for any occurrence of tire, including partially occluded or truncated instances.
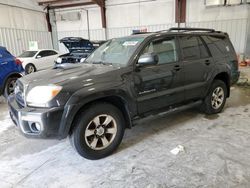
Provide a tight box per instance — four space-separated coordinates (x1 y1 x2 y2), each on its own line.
70 103 125 160
4 77 18 98
25 64 36 74
201 80 228 115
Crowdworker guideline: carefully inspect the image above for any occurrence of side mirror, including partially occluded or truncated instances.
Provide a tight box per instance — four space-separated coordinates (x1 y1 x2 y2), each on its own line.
138 53 158 66
36 55 42 59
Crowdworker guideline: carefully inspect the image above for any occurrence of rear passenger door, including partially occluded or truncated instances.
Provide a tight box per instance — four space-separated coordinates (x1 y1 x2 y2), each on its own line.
35 50 55 69
179 35 214 101
0 49 14 75
134 36 185 114
0 49 14 88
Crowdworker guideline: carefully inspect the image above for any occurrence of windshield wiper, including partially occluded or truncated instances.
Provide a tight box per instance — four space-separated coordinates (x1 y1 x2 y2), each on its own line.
92 61 113 66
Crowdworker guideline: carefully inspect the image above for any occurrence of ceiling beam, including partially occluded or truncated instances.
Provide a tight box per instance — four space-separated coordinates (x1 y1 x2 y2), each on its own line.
38 0 71 6
38 0 106 28
49 2 96 9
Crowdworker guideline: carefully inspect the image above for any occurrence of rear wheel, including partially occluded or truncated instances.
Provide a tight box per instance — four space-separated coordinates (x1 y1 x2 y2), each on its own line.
25 64 36 74
4 77 18 98
201 80 227 114
70 103 125 160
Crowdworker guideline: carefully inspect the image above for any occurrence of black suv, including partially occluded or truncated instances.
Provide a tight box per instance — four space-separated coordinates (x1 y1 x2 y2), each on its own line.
8 28 239 160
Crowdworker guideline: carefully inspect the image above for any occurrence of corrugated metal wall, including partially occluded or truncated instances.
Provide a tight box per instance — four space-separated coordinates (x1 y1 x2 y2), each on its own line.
186 19 248 55
57 18 248 54
0 27 53 56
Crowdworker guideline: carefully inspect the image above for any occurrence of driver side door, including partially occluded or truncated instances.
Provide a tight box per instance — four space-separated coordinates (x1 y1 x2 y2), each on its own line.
133 36 185 114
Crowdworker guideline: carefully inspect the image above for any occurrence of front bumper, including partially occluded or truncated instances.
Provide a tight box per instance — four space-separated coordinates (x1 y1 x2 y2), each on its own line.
8 94 64 139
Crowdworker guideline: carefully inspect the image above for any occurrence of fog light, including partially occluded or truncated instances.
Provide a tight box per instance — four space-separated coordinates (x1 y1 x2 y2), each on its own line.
30 122 41 133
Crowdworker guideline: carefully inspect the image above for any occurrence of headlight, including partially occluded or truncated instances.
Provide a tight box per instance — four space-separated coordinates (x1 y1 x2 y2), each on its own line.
80 58 86 63
26 85 62 107
56 57 62 64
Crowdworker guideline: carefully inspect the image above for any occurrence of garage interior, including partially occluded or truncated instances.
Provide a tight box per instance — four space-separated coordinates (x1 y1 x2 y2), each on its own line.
0 0 250 187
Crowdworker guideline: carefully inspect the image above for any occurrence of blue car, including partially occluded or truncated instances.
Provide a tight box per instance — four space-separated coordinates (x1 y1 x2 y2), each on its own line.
0 46 24 97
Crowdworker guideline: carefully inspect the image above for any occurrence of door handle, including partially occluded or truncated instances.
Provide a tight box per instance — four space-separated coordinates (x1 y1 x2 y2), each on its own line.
173 65 181 71
205 59 211 65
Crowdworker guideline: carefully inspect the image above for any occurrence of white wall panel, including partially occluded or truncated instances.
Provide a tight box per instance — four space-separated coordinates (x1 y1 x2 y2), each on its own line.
0 27 52 56
57 17 247 54
186 18 248 54
55 0 249 54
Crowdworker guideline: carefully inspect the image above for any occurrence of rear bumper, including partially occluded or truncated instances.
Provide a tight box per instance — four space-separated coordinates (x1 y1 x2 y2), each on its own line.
231 71 240 85
8 94 64 139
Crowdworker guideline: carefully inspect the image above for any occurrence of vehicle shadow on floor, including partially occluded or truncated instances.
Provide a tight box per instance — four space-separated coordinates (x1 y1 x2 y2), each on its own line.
119 108 201 152
118 86 250 154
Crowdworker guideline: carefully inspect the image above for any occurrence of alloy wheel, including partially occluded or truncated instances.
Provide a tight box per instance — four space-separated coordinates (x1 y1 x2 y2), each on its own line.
8 79 16 95
84 114 118 150
211 86 224 109
28 65 35 74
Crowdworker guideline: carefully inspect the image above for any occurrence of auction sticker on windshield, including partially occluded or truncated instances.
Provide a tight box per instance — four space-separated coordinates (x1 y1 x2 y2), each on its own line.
123 41 138 46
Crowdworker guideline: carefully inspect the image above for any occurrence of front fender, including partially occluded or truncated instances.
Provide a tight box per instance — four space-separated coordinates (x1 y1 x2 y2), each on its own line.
57 83 136 139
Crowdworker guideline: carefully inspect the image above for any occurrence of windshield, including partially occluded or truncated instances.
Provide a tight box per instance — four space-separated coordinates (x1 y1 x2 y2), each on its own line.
19 51 37 58
85 36 145 66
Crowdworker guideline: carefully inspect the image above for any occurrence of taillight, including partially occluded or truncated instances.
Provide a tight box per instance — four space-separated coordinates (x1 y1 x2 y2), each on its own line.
15 58 22 65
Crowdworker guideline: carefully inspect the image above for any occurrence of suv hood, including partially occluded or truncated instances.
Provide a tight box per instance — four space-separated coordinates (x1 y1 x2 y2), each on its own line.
20 63 120 88
60 37 94 53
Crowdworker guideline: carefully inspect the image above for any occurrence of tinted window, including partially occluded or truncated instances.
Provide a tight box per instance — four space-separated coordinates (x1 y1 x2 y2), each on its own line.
0 49 13 59
37 50 55 57
202 36 230 57
180 36 200 60
197 37 210 58
142 37 178 64
48 50 58 56
19 51 37 58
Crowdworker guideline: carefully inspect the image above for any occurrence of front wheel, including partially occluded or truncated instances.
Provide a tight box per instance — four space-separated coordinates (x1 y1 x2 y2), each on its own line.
201 80 227 114
70 103 125 160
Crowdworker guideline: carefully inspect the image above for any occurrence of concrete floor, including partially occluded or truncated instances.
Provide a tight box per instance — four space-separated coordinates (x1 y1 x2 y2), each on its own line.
0 68 250 188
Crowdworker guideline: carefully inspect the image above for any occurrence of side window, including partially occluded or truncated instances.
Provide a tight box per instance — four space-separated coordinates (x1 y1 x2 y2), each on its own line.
197 37 210 58
179 36 200 60
202 35 229 57
48 50 58 56
37 50 49 58
142 37 178 64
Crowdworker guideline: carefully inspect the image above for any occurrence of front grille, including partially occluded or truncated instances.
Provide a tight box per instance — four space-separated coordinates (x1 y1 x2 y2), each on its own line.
15 80 25 107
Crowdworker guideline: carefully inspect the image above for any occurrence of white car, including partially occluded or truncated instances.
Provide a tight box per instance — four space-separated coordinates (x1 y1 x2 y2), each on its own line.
18 49 59 74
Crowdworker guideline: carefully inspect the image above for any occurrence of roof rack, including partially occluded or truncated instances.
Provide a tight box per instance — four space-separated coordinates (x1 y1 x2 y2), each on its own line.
131 31 153 35
168 27 215 32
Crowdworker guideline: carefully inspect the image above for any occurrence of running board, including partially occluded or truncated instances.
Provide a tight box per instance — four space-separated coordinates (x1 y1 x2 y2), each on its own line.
132 100 202 125
158 100 202 116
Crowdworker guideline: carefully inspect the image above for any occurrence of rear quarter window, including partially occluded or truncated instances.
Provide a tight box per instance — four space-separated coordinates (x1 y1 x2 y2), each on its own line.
202 35 233 57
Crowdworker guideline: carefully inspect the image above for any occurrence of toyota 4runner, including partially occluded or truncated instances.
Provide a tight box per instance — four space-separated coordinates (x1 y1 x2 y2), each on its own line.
8 28 240 160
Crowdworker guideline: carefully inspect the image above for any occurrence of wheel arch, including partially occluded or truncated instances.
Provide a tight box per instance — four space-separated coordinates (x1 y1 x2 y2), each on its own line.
213 72 230 97
61 94 133 139
3 72 22 87
2 72 22 96
25 63 36 72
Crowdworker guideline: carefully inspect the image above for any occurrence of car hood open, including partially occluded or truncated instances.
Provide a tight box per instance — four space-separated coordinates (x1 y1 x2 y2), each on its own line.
60 37 94 53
